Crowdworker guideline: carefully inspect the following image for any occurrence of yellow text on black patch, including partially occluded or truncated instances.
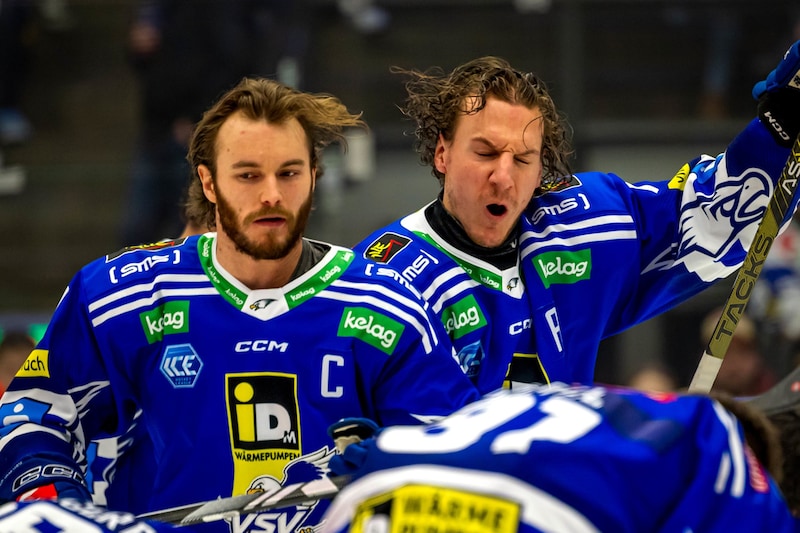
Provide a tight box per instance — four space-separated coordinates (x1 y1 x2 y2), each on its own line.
351 484 519 533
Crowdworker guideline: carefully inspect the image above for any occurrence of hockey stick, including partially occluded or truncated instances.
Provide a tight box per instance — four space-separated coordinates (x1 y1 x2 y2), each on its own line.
689 133 800 393
137 474 350 525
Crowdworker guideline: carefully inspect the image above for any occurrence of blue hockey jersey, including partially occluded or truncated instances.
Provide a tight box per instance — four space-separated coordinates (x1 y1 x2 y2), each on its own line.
353 118 797 392
324 383 800 533
0 234 479 533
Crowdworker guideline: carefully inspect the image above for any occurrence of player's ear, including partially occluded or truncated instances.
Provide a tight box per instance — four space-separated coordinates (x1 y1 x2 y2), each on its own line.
434 133 448 175
198 165 216 203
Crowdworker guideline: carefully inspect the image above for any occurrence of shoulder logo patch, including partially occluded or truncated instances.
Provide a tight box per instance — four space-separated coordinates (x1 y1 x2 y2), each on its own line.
105 237 188 262
363 232 411 263
536 175 582 195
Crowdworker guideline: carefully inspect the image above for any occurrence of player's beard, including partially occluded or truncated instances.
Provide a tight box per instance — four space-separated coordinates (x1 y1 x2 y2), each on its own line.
216 186 313 260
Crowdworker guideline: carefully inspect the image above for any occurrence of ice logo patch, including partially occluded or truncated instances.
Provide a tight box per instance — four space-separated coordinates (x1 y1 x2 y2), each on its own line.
160 344 203 388
456 341 484 378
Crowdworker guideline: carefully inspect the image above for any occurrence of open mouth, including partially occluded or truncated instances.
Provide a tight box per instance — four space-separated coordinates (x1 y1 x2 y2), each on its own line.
486 204 507 216
254 215 286 225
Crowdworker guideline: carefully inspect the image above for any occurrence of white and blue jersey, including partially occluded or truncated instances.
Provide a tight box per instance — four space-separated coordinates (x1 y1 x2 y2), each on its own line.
0 234 479 533
324 384 800 533
354 118 798 392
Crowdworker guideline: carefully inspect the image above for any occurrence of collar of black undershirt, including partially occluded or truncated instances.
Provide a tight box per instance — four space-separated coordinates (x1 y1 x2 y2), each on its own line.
425 197 519 270
289 239 331 281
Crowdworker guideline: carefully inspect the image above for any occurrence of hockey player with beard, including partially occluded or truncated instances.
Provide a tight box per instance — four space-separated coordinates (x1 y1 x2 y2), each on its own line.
0 78 479 532
354 41 800 392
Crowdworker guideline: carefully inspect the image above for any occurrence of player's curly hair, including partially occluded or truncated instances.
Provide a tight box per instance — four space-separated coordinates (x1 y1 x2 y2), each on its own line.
711 392 800 515
392 56 573 187
767 409 800 515
184 77 365 230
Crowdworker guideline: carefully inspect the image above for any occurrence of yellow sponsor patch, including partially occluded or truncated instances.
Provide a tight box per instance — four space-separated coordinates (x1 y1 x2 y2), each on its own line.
352 484 519 533
668 163 691 190
17 349 49 378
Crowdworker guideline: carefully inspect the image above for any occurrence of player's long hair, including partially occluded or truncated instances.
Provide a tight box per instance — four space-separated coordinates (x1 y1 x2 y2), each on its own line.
712 392 800 515
185 77 365 229
392 56 574 188
768 409 800 515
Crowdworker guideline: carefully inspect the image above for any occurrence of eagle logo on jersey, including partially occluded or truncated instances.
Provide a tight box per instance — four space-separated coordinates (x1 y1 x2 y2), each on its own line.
670 167 773 282
363 232 411 263
231 447 335 533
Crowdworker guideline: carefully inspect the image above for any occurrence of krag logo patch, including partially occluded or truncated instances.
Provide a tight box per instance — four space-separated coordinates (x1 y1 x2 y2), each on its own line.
363 232 411 263
140 300 189 343
442 295 487 339
338 307 404 355
533 249 591 288
17 349 49 378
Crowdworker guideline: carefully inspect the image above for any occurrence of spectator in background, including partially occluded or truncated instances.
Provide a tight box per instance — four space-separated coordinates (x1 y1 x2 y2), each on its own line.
0 0 35 145
119 0 303 245
750 216 800 376
625 361 678 392
701 307 776 398
0 330 35 393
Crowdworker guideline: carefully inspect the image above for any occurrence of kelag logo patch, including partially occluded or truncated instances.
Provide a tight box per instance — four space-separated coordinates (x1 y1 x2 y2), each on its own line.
533 249 591 288
338 307 404 355
442 295 487 339
363 232 411 263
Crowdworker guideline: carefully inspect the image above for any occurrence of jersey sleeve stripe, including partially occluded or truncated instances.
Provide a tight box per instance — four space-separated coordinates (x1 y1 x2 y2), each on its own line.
521 230 638 258
90 287 218 327
87 274 211 313
711 401 746 497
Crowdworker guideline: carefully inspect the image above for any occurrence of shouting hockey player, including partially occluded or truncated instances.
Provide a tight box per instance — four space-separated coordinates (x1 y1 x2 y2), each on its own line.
354 41 800 392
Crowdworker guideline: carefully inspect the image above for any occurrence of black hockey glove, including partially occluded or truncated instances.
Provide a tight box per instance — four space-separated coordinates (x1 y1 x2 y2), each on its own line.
753 40 800 147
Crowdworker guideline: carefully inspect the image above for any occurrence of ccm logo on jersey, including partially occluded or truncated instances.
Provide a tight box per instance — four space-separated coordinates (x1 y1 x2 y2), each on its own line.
12 465 85 492
363 232 411 263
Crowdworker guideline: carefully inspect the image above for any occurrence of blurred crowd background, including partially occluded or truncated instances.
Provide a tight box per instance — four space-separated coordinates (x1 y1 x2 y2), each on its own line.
1 0 799 393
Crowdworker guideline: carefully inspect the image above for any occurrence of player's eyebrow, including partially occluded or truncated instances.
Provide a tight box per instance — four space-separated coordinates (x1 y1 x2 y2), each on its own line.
230 158 306 169
472 136 540 156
